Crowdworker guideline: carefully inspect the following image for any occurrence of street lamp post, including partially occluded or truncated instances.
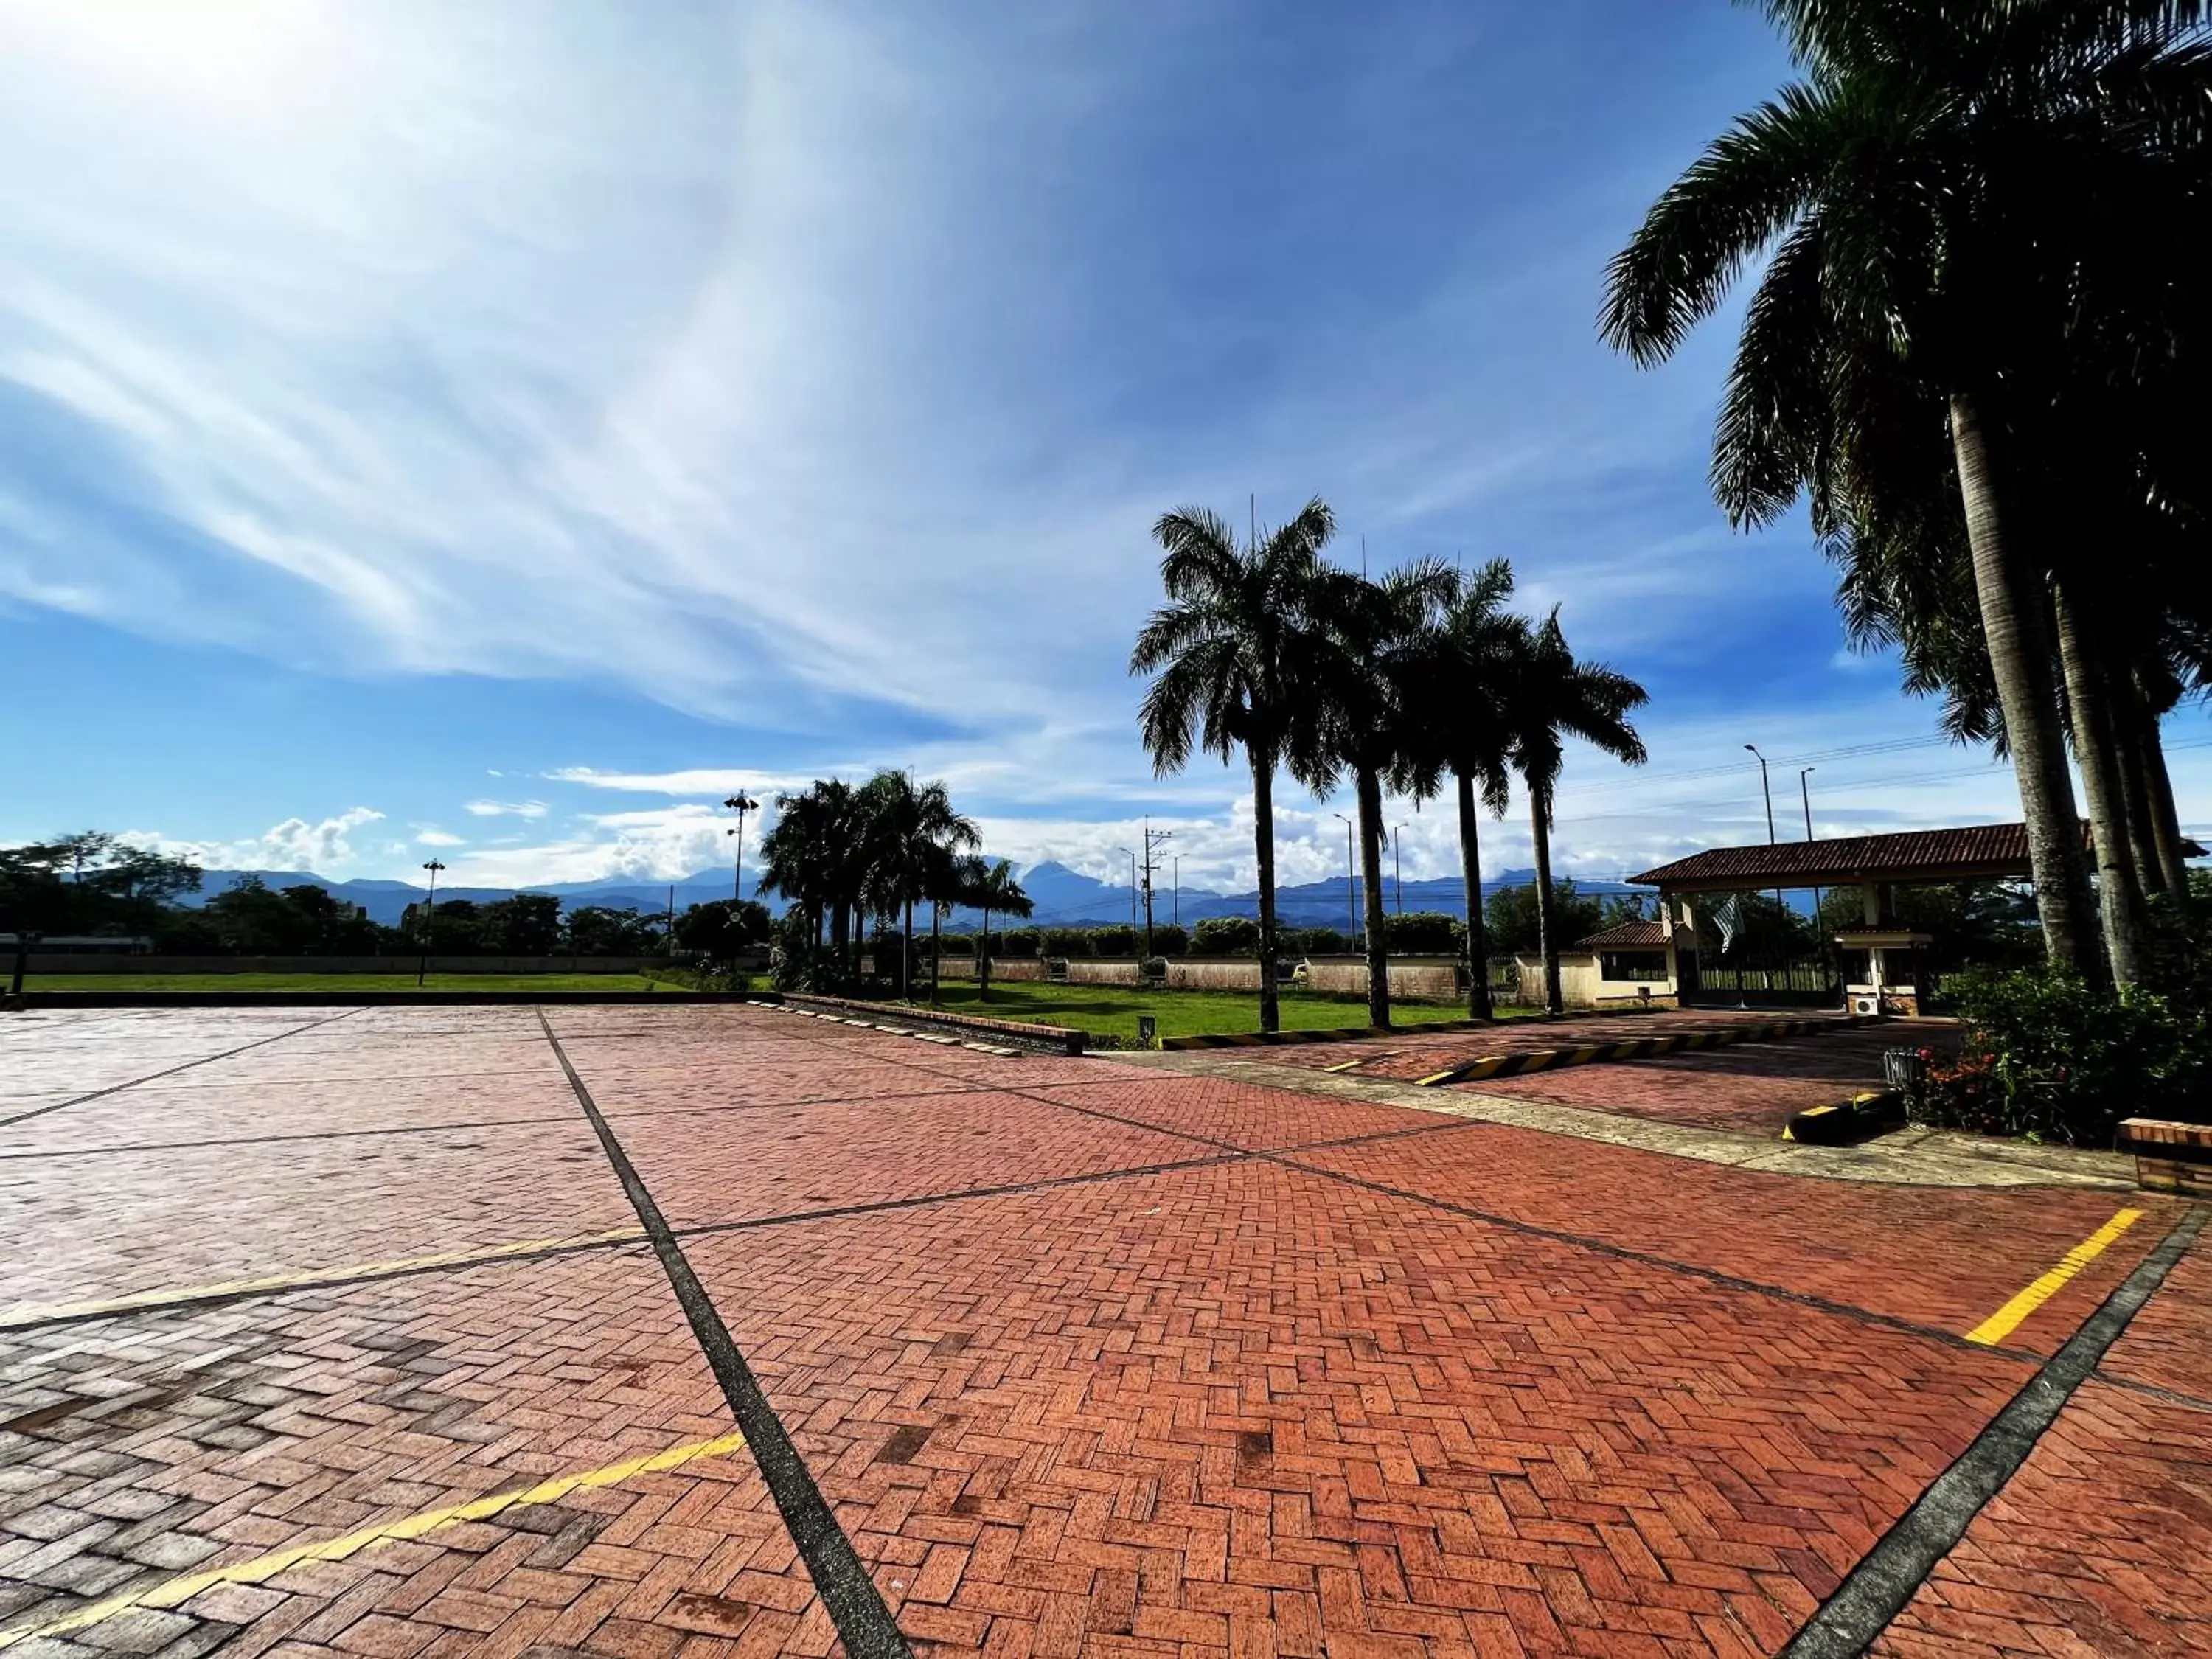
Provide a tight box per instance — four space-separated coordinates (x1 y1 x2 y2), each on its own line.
417 859 445 987
1332 812 1357 945
723 793 758 902
1745 744 1787 936
1800 766 1823 927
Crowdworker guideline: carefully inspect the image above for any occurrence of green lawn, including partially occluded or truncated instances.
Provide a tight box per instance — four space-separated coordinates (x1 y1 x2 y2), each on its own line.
898 980 1517 1044
19 973 670 993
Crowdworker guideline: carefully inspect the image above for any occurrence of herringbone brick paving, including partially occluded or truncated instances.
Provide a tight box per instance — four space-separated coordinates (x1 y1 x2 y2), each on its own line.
3 1002 2202 1658
1295 1127 2174 1355
0 1250 830 1658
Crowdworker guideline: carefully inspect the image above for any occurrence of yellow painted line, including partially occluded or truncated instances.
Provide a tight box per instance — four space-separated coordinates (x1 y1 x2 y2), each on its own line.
0 1228 649 1330
1412 1067 1463 1087
0 1430 749 1649
1965 1209 2146 1346
1322 1059 1366 1074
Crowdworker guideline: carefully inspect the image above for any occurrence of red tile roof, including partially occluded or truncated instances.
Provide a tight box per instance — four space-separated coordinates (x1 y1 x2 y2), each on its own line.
1632 822 2079 889
1571 919 1670 951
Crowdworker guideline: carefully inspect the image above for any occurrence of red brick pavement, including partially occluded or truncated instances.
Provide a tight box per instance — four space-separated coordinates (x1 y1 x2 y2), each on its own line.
4 1001 2202 1659
1466 1028 1961 1138
0 1123 636 1318
1873 1380 2212 1658
0 1009 338 1107
2095 1233 2212 1408
0 1250 830 1657
680 1160 2034 1659
1295 1127 2173 1355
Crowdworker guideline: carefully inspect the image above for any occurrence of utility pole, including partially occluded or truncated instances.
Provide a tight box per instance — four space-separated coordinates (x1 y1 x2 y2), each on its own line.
1392 821 1407 914
417 859 445 987
723 793 758 902
1333 812 1357 945
1138 821 1173 957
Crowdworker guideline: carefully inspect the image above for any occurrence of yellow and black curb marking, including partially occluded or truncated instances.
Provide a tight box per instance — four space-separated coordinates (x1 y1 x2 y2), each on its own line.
1782 1089 1905 1145
767 996 1065 1056
1163 1018 1492 1051
1411 1014 1871 1088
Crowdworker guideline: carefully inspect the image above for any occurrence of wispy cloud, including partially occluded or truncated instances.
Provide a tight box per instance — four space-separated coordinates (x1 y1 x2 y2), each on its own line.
465 799 549 818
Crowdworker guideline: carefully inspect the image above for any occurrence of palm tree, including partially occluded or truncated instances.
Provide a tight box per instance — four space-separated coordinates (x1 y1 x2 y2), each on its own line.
963 858 1033 1002
1395 560 1522 1020
1130 498 1338 1033
1505 613 1649 1014
1598 0 2210 970
1310 557 1458 1029
857 771 979 1003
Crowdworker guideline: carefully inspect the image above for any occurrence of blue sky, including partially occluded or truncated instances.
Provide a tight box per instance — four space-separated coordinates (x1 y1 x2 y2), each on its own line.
2 0 2202 895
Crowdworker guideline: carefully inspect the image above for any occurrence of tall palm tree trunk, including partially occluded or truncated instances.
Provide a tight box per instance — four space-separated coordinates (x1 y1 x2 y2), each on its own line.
1948 392 2100 971
902 900 914 1001
2132 678 2193 905
2110 699 2167 902
1455 771 1493 1020
1252 751 1282 1033
928 903 941 1005
2053 587 2146 986
1529 788 1563 1015
1357 766 1392 1029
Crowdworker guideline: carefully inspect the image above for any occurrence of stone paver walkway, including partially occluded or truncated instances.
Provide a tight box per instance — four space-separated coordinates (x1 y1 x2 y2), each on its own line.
0 1003 2201 1658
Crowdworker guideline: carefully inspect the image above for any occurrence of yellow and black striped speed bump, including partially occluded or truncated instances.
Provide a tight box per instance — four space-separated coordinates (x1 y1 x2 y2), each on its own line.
1411 1014 1873 1088
1783 1088 1906 1144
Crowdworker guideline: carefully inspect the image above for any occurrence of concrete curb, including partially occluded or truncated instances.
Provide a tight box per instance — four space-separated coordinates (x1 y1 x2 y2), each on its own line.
1782 1089 1906 1145
1162 1018 1493 1051
1 989 765 1009
1411 1014 1874 1088
772 994 1082 1055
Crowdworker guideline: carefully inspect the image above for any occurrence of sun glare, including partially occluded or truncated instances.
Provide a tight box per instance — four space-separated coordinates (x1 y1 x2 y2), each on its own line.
0 0 345 116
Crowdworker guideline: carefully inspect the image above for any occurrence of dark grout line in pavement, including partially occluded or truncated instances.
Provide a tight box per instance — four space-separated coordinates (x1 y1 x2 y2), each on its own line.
0 1008 368 1128
538 1010 915 1659
1778 1206 2208 1658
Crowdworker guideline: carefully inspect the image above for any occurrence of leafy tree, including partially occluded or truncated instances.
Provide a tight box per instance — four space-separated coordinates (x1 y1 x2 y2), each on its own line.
856 770 979 1001
673 899 769 962
0 832 201 939
1149 923 1188 958
1191 916 1260 956
1131 498 1338 1032
1503 614 1648 1011
1088 924 1135 956
479 894 564 955
563 905 659 956
1041 927 1092 959
1485 881 1604 961
1380 911 1463 956
998 928 1040 959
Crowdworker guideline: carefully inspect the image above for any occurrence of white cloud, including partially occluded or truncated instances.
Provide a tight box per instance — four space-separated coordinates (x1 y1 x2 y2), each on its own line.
464 799 548 818
415 829 465 846
122 807 386 872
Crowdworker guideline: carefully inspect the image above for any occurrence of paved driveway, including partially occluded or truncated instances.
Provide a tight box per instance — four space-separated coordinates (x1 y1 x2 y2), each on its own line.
1 1003 2202 1658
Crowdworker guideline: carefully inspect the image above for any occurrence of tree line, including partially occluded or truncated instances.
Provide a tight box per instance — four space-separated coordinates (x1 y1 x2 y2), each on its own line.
1132 504 1649 1026
0 832 768 960
1602 0 2207 991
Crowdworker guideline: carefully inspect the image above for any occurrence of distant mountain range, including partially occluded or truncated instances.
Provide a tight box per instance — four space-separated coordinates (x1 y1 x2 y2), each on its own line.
182 859 1643 930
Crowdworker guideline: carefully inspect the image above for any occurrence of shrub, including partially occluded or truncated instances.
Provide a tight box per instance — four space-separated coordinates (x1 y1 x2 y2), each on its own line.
1911 964 2208 1144
1150 923 1189 957
1382 911 1464 955
1041 928 1092 957
1088 924 1136 956
933 933 975 955
1192 916 1260 956
998 928 1040 958
1291 926 1350 954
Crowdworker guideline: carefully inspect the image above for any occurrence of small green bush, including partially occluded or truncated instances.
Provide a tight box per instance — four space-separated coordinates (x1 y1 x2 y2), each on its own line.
1088 924 1137 956
1192 916 1260 956
1150 924 1189 957
1041 928 1092 957
998 928 1040 957
1381 911 1465 955
1913 963 2209 1144
1291 926 1351 955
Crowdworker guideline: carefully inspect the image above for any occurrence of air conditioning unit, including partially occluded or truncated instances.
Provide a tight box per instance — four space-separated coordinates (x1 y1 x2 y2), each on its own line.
1851 993 1882 1017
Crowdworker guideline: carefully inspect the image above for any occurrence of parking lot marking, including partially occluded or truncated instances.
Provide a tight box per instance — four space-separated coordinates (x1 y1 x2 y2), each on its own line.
0 1430 750 1650
1964 1208 2144 1345
0 1227 648 1330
